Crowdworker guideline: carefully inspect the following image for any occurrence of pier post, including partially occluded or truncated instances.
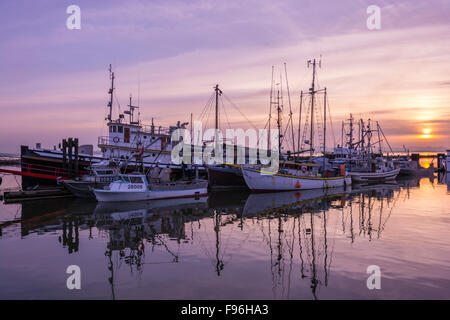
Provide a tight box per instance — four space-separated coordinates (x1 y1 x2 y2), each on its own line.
74 138 79 178
68 138 73 178
62 139 67 174
437 153 445 171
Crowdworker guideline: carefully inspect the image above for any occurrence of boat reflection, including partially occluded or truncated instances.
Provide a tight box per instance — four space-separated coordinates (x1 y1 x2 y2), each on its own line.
238 183 400 299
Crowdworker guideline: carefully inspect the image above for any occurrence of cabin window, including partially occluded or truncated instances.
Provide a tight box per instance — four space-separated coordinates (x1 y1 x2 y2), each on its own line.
109 126 112 133
112 126 117 133
118 126 123 133
97 170 113 175
130 177 143 184
124 127 130 143
144 136 147 139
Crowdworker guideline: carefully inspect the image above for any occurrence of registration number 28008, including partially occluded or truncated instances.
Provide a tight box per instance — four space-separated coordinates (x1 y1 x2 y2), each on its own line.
127 184 143 189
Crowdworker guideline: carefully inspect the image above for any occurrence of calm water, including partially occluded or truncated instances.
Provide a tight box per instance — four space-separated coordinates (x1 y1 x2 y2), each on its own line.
0 167 449 299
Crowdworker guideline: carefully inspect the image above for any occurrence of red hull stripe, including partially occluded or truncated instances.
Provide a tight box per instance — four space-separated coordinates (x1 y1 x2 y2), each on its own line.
0 168 69 181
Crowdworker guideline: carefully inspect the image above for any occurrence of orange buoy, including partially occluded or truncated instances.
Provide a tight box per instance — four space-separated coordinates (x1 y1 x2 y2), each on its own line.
340 164 346 176
295 182 301 188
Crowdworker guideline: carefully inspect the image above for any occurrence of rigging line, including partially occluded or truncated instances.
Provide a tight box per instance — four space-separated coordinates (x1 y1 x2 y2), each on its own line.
281 119 291 149
256 118 270 148
221 95 232 130
222 94 259 131
198 92 215 122
203 97 214 136
326 94 336 148
113 91 121 114
197 93 215 122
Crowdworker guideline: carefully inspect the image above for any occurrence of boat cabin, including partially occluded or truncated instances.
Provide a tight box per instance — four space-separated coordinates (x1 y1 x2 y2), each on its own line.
278 162 320 176
107 174 149 192
98 66 188 164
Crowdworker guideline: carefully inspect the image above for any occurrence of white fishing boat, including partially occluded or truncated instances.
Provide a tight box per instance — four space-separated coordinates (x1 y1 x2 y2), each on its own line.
242 162 351 191
93 174 208 202
241 59 351 192
349 168 400 182
348 158 400 183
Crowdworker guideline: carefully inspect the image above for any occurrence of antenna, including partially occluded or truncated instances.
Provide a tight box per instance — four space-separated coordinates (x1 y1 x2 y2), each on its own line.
107 64 115 122
125 94 139 124
137 75 141 124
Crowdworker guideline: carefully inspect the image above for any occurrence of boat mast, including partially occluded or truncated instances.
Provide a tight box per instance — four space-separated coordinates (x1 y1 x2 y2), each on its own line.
360 119 365 156
323 87 327 169
277 88 282 152
126 95 139 124
284 63 296 155
215 84 221 130
268 66 274 149
214 84 222 149
107 64 115 122
348 114 354 150
367 119 372 156
297 91 303 159
308 59 319 161
376 121 382 155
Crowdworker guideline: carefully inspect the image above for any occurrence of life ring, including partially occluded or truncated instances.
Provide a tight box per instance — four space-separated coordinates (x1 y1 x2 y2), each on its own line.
301 166 307 173
113 137 119 144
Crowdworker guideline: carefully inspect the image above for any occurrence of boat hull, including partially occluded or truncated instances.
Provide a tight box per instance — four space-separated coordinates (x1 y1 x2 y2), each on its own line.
242 168 351 191
94 186 208 202
62 180 110 198
349 168 400 183
399 168 434 176
20 145 96 189
207 165 247 190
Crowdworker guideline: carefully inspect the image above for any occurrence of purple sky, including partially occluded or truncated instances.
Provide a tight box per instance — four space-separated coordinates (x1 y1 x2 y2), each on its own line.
1 0 449 153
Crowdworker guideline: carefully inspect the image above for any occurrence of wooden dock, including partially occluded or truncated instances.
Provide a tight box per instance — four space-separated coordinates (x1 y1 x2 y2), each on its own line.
1 187 74 203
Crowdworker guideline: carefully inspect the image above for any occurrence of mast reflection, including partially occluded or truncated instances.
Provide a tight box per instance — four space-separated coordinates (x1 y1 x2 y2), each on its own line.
1 180 411 299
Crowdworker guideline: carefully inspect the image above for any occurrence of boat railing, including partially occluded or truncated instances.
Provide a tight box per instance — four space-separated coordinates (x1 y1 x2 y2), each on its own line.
139 125 172 136
149 180 208 191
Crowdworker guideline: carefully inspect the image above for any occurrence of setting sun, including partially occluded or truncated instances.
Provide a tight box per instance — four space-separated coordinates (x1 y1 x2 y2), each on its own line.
420 128 433 139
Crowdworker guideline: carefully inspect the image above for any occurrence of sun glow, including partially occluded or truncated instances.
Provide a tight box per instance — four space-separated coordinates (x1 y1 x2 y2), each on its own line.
420 128 433 139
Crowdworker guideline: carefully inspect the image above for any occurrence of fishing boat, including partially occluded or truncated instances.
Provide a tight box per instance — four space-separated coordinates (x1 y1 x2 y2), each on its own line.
60 160 122 198
16 65 202 189
242 59 351 192
395 158 434 176
93 174 208 202
242 162 351 191
348 156 400 183
334 114 400 183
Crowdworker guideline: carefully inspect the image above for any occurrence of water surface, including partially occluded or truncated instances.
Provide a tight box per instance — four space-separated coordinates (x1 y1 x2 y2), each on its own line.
1 168 449 299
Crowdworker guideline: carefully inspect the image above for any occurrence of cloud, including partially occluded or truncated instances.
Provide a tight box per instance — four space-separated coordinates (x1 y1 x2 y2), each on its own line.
1 0 450 152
